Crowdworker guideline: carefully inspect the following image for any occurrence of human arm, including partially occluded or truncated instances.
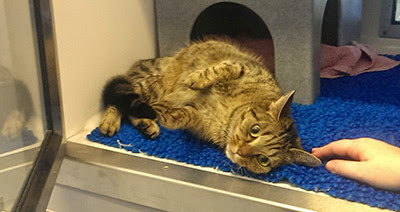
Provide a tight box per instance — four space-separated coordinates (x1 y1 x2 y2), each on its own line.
311 137 400 191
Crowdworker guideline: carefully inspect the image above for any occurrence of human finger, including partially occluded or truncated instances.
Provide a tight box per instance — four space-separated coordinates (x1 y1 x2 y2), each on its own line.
311 139 363 161
327 159 400 191
325 159 369 183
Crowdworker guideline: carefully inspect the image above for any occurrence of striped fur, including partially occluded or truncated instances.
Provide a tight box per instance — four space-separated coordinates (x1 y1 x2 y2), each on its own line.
100 39 321 173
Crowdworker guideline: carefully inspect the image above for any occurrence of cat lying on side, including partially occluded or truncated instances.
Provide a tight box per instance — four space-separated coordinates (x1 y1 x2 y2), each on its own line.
99 39 321 173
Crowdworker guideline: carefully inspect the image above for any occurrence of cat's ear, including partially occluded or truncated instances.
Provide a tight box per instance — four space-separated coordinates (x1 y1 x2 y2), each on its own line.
270 90 295 120
289 148 322 167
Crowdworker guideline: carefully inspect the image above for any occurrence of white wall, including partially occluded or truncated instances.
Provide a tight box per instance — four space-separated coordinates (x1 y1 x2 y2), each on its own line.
361 0 400 54
52 0 157 138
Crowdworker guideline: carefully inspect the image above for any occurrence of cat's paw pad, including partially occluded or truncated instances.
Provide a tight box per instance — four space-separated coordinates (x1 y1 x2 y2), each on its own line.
184 71 214 90
99 106 121 136
130 117 160 139
1 110 25 139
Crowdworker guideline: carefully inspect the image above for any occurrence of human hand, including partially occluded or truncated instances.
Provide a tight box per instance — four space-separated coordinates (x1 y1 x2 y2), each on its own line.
311 138 400 191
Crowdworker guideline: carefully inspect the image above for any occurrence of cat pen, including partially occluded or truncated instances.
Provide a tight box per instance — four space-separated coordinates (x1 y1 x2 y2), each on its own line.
3 0 400 211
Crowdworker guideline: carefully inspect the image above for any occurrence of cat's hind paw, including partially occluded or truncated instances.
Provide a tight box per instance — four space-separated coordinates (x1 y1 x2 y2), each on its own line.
129 117 160 139
100 106 121 136
184 71 215 90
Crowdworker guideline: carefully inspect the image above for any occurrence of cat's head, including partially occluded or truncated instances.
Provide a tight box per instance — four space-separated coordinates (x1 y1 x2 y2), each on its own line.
225 90 321 173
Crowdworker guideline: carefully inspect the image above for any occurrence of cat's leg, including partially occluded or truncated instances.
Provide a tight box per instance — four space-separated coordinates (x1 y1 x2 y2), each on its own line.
100 103 157 137
100 106 122 136
129 116 160 139
153 104 199 129
102 75 157 119
184 60 244 89
100 75 157 136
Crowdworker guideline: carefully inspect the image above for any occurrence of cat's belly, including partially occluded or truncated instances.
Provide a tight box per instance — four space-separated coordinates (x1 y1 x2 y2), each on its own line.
189 99 234 144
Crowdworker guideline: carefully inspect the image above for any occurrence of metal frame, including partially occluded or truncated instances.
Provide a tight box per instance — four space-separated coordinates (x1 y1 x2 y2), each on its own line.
12 0 65 211
56 140 382 211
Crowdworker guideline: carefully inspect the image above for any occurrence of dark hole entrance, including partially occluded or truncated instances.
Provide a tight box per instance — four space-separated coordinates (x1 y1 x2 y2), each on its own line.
190 2 272 40
321 0 339 45
190 2 275 73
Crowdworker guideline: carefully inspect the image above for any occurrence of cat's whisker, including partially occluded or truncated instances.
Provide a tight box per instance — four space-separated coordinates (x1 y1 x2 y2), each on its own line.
241 167 250 176
239 166 249 176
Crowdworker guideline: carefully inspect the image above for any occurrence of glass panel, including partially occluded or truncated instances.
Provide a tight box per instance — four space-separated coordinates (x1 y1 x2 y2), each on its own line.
0 0 46 210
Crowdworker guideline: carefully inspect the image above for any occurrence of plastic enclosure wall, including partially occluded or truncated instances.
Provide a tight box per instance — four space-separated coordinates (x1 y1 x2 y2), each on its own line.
155 0 327 105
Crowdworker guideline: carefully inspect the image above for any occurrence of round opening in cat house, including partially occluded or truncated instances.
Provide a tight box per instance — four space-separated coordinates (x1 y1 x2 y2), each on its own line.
190 2 275 73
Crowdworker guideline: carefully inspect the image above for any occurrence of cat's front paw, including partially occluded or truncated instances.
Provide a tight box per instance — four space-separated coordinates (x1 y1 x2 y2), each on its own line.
100 106 121 136
184 71 215 90
129 117 160 139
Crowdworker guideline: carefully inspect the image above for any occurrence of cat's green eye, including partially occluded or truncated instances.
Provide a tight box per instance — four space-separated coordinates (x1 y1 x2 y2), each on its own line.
257 155 270 167
250 124 261 137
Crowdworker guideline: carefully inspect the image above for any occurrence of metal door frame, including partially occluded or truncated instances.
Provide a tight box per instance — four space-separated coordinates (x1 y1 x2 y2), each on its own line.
12 0 65 211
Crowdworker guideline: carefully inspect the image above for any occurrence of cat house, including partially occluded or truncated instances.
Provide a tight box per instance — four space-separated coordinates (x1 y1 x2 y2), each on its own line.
155 0 362 104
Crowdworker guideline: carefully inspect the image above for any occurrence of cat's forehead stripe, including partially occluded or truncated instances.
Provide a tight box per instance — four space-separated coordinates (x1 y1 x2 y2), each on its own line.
250 109 258 120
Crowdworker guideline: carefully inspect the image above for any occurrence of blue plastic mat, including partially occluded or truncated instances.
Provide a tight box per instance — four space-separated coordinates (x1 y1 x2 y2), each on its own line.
88 55 400 211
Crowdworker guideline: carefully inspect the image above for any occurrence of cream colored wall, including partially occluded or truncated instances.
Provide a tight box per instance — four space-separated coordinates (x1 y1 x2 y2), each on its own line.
361 0 400 54
52 0 157 138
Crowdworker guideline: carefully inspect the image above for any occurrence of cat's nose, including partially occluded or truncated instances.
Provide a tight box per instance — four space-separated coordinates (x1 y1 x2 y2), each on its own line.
236 145 254 157
236 149 244 157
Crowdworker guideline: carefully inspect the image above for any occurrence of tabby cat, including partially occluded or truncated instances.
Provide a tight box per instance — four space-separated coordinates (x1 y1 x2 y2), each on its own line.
99 39 321 173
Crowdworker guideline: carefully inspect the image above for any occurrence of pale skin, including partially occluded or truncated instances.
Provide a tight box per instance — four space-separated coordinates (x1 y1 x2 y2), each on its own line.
311 137 400 191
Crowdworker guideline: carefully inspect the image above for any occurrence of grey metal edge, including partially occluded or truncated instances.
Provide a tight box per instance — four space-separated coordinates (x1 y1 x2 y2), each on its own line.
62 141 386 212
12 0 66 211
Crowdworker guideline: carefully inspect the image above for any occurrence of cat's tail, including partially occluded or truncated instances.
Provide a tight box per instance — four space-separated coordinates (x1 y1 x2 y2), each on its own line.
102 75 156 119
